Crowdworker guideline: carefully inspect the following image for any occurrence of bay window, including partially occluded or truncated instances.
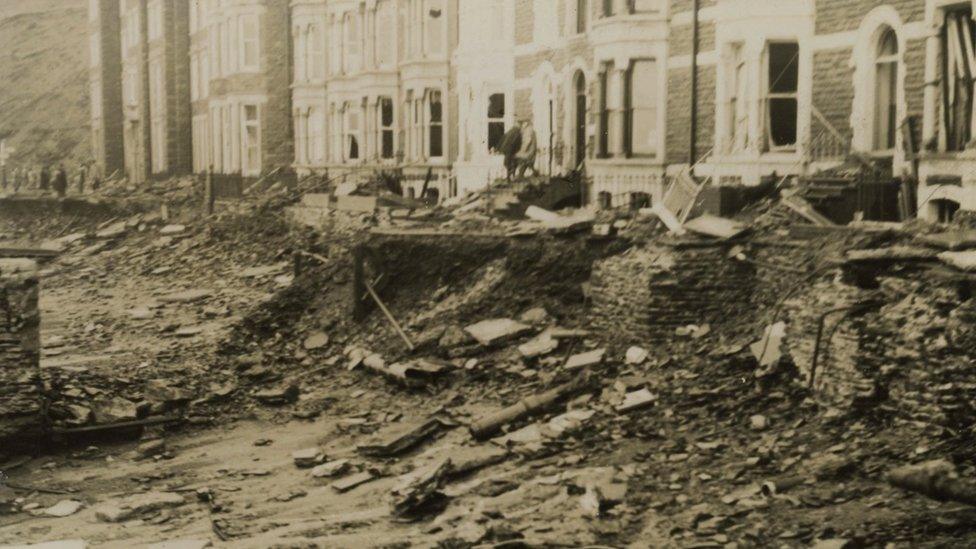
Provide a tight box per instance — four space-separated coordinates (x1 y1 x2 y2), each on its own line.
429 90 443 158
240 14 260 71
488 93 505 152
625 59 657 157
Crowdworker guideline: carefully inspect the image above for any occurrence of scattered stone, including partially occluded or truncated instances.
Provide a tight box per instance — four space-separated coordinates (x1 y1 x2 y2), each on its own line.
158 289 213 303
174 325 204 337
617 388 656 412
42 499 84 517
750 414 769 431
464 318 532 347
564 348 605 370
439 325 472 349
332 471 377 493
254 384 299 405
810 540 855 549
292 448 325 468
127 306 154 320
95 491 185 522
275 489 307 502
518 307 549 324
96 222 127 239
517 331 558 359
625 346 649 365
138 439 166 458
357 418 443 457
303 331 329 350
158 224 186 235
146 540 212 549
311 459 350 478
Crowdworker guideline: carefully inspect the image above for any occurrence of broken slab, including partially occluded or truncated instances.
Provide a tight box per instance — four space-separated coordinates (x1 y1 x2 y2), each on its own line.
334 195 377 212
311 459 350 478
616 388 656 412
683 214 747 239
91 397 138 424
649 204 686 235
938 250 976 272
845 247 938 263
42 499 84 517
916 230 976 251
625 346 649 365
146 540 212 549
392 458 453 518
95 221 127 239
95 491 185 522
293 447 326 468
357 418 443 457
240 262 289 278
303 331 329 350
332 471 376 493
524 206 562 223
158 224 186 235
158 289 213 303
517 331 558 359
464 318 533 347
564 348 605 371
751 322 786 369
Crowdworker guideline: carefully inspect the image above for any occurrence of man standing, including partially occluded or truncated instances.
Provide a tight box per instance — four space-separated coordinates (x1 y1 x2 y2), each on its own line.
497 122 523 182
39 165 50 192
77 163 88 194
516 120 538 179
53 164 67 198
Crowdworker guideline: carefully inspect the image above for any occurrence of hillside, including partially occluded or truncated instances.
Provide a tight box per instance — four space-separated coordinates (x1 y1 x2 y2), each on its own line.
0 0 89 169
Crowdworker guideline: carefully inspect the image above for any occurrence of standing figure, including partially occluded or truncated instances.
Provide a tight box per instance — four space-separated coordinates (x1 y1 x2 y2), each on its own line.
516 120 538 179
498 123 523 182
39 165 51 192
77 163 88 194
53 164 67 198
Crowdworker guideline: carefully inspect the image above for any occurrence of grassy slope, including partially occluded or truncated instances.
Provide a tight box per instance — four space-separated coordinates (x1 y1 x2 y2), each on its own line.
0 0 89 169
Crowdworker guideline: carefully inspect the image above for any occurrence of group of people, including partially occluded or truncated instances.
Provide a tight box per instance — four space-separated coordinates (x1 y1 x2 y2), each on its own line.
3 163 99 197
498 119 539 182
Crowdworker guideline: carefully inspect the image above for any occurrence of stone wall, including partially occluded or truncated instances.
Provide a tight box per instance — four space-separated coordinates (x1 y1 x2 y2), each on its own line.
0 259 42 454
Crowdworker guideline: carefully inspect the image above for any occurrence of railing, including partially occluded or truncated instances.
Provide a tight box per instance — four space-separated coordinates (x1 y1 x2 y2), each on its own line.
809 105 851 162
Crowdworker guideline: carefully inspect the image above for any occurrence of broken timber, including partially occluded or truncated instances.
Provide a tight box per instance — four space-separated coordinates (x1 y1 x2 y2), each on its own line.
469 377 586 440
888 460 976 506
363 279 415 351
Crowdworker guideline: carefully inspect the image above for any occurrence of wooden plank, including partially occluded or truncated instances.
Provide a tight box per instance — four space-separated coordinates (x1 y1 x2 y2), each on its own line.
782 194 836 227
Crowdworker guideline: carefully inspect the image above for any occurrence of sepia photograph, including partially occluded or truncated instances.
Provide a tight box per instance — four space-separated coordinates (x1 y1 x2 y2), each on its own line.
1 0 976 547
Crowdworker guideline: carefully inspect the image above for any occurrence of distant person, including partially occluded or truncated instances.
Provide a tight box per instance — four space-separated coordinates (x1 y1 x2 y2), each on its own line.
498 123 523 182
53 164 67 198
516 120 538 179
77 163 88 194
39 165 51 192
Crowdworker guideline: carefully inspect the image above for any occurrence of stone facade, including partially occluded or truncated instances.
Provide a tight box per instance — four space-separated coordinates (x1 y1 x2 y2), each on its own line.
0 260 42 453
89 0 125 178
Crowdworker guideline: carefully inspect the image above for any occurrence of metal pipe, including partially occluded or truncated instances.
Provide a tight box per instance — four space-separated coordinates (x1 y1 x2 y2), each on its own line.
689 0 700 174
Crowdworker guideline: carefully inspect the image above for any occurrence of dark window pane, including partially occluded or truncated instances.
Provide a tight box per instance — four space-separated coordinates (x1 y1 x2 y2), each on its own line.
768 43 799 93
430 126 443 157
429 92 442 122
488 121 505 150
488 93 505 118
382 130 394 158
381 98 393 126
769 98 797 147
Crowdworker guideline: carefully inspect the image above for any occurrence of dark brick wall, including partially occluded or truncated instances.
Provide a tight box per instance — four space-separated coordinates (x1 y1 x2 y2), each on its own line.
164 0 192 175
666 64 715 165
815 0 925 35
261 0 294 173
669 20 715 58
811 47 855 145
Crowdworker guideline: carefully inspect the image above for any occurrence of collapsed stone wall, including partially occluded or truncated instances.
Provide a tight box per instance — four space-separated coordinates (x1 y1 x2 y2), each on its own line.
588 242 756 343
0 259 43 454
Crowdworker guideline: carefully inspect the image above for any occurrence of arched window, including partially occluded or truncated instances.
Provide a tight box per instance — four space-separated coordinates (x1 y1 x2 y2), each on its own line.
873 27 898 150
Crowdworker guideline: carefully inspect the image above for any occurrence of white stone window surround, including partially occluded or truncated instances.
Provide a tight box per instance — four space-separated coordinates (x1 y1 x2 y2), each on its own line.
560 58 596 168
850 6 908 158
594 42 667 163
710 0 814 166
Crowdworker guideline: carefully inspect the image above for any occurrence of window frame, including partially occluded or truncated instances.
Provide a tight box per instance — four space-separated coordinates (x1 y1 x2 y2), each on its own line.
242 104 261 176
624 58 658 158
764 40 800 152
428 89 444 158
872 27 899 152
487 92 506 152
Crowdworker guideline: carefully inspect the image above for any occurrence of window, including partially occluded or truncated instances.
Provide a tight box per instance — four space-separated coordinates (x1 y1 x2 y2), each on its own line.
344 13 361 73
429 90 443 157
487 93 505 151
932 199 960 223
345 105 360 160
625 60 657 156
602 0 615 17
241 14 260 71
943 7 976 151
874 28 898 150
598 66 610 157
765 42 799 150
379 97 395 159
405 90 416 159
309 24 325 81
243 105 260 175
576 0 587 33
726 43 747 153
606 64 622 154
424 0 444 56
376 0 395 67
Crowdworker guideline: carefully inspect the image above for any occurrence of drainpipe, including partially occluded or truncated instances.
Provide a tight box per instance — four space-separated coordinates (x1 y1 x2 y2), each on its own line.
689 0 699 175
